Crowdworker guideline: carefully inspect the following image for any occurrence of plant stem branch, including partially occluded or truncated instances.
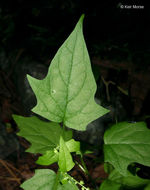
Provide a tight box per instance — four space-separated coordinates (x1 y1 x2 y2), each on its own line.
79 154 97 189
80 155 89 176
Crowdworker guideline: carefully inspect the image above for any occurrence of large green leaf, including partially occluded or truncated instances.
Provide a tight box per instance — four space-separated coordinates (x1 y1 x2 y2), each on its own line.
109 169 150 188
27 14 109 131
21 169 58 190
100 169 150 190
145 184 150 190
13 115 72 154
21 169 79 190
100 180 121 190
104 122 150 175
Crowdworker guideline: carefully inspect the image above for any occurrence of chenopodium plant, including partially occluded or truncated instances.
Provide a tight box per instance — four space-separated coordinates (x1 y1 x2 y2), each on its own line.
13 15 150 190
13 14 108 190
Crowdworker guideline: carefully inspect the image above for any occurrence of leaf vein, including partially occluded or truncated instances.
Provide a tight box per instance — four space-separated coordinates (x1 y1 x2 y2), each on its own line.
39 96 62 119
63 32 78 121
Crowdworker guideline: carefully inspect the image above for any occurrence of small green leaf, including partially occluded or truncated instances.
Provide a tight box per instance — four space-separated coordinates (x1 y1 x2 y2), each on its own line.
100 180 121 190
104 122 150 175
65 139 80 153
58 136 75 172
36 138 80 166
36 150 59 165
13 115 72 154
27 14 109 131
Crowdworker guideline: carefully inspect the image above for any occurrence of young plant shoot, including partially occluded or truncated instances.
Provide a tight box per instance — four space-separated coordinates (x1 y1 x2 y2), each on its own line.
13 15 150 190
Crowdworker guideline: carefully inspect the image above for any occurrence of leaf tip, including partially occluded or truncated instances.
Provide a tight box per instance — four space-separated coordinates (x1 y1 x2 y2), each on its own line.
76 14 85 29
31 106 38 115
12 114 17 120
80 14 85 22
12 114 22 125
26 74 34 84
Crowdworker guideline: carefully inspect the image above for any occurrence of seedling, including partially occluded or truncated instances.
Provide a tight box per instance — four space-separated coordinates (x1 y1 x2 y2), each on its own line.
13 15 150 190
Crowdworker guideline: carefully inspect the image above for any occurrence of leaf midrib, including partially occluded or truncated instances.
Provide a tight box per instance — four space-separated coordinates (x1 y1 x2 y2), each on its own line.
63 31 78 123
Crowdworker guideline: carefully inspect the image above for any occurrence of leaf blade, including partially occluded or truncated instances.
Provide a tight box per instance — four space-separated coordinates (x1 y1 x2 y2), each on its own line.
27 15 109 131
100 180 121 190
36 150 59 166
58 136 75 172
65 139 80 153
104 122 150 175
109 169 150 188
20 169 79 190
20 169 57 190
13 115 72 154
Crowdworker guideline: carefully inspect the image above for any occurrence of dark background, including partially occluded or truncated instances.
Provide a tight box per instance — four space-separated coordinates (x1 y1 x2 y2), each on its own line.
0 0 149 61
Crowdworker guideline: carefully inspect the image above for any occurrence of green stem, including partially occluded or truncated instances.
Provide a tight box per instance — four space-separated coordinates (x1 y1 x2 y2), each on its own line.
52 170 61 190
62 123 65 131
62 123 66 137
80 154 97 189
66 174 89 190
80 155 89 176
